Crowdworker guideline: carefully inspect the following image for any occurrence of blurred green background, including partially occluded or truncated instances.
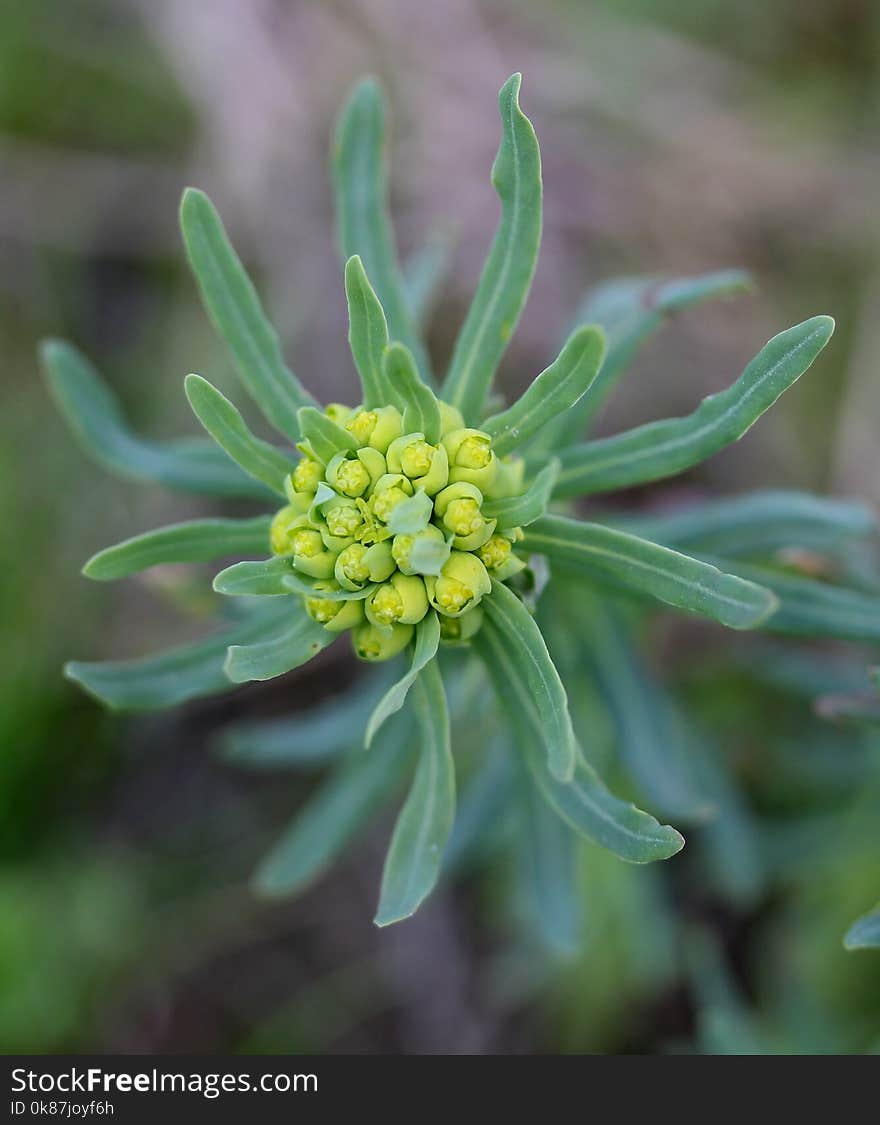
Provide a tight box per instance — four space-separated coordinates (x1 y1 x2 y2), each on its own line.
2 0 879 1053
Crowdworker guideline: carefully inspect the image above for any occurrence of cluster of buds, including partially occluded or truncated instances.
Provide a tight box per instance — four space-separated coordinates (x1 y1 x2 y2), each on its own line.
270 401 527 660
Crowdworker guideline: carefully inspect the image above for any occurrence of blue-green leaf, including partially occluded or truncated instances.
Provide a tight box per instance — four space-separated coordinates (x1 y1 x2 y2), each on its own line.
483 325 605 456
524 516 778 629
553 316 835 498
84 516 272 580
374 659 456 926
481 579 575 782
483 459 559 529
385 489 434 536
42 340 270 499
383 343 441 442
180 187 316 440
214 557 295 597
225 605 334 682
365 612 441 747
844 908 880 950
296 405 359 465
474 623 684 863
64 605 284 711
344 255 391 408
281 572 376 601
332 79 430 380
184 374 293 495
442 73 542 422
535 269 752 449
254 714 412 897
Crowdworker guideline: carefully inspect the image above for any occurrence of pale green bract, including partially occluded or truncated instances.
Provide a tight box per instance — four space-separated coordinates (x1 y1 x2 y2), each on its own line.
46 72 861 938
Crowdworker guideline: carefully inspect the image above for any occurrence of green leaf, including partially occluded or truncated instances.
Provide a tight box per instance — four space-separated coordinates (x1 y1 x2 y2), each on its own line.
483 459 558 529
553 316 835 498
523 515 778 629
84 516 272 580
180 187 315 441
281 572 376 601
296 405 359 465
184 374 293 496
214 557 295 596
442 73 542 422
444 744 513 874
64 605 284 711
332 79 430 381
483 325 605 456
365 612 441 747
225 605 334 682
481 579 575 782
535 269 752 450
383 343 441 441
344 255 391 408
41 340 271 499
385 489 434 536
844 908 880 950
474 623 684 863
702 557 880 643
402 233 452 328
616 490 876 558
375 659 456 926
254 714 413 897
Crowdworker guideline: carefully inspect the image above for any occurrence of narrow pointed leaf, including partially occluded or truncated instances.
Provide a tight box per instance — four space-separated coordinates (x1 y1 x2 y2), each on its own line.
385 489 433 536
524 515 778 629
42 340 270 499
483 325 605 456
281 572 376 601
225 606 334 682
84 516 272 580
254 716 413 897
214 557 294 596
344 255 391 408
365 612 441 747
180 187 315 440
184 374 293 495
383 343 441 442
844 908 880 950
474 624 684 862
535 269 752 450
333 79 430 379
483 459 558 529
553 316 835 498
296 405 359 464
442 73 542 422
701 557 880 642
481 579 575 782
618 490 876 557
64 605 284 711
375 659 456 926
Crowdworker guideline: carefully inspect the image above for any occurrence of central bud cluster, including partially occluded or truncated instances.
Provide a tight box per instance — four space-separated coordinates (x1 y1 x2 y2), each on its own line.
270 402 526 660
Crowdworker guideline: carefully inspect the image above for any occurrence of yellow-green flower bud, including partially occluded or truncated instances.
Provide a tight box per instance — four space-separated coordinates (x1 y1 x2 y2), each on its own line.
372 484 411 524
439 606 484 645
290 457 323 495
392 524 450 576
478 534 512 572
334 541 395 591
326 452 371 498
484 455 525 501
424 550 492 618
438 401 465 437
323 496 365 541
366 574 429 629
270 505 304 556
386 433 449 496
353 621 414 662
345 405 403 453
325 402 353 427
305 586 365 633
434 481 496 550
443 427 498 492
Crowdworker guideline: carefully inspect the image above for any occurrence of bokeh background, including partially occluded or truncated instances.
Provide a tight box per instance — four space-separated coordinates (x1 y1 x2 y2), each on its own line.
2 0 879 1053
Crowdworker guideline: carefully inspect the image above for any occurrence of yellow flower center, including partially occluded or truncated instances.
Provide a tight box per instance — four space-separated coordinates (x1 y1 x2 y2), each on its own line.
445 497 483 537
456 435 491 469
338 544 370 583
434 576 472 614
292 459 322 492
372 486 409 523
370 585 404 625
335 459 371 497
478 535 511 570
356 634 383 660
326 505 363 539
391 534 413 570
346 410 377 445
291 528 324 558
400 440 434 479
306 597 341 624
